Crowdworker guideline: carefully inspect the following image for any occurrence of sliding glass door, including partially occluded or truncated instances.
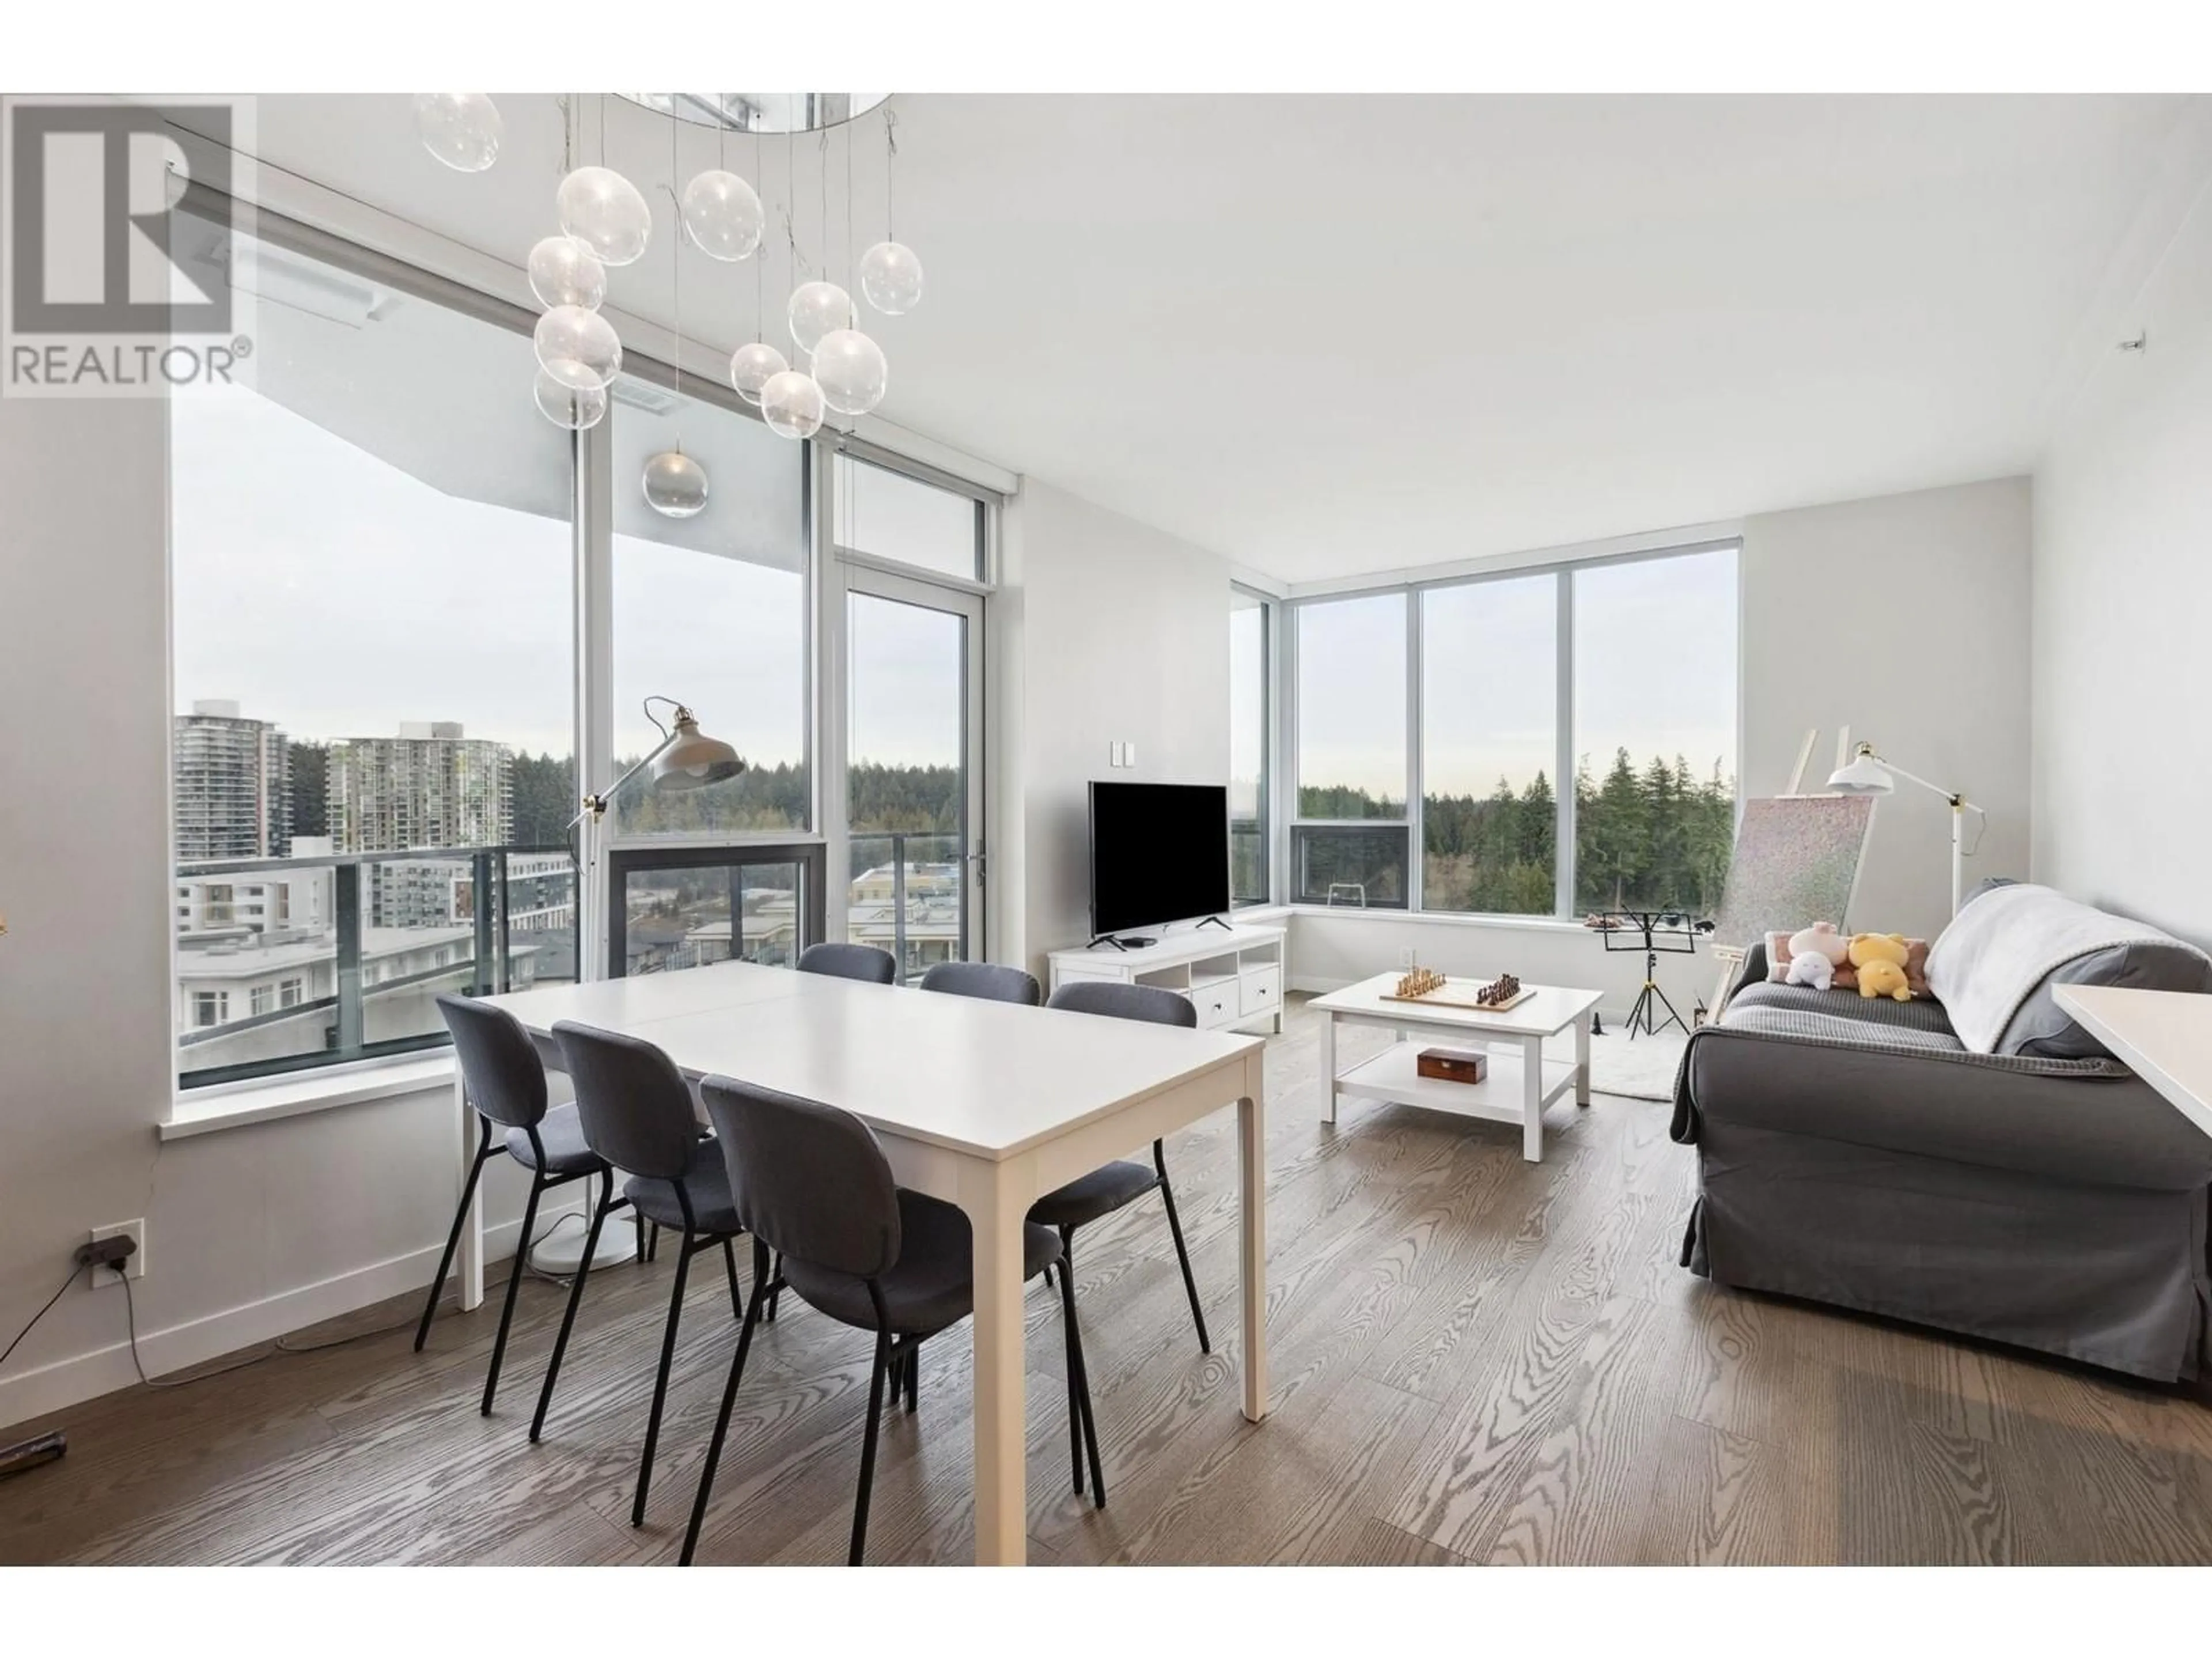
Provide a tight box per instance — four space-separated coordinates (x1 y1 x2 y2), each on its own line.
840 566 984 983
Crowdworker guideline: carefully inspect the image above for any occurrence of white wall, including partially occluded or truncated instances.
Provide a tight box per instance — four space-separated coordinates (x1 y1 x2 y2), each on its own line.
994 480 1233 978
2032 181 2212 947
0 393 552 1430
1741 478 2033 942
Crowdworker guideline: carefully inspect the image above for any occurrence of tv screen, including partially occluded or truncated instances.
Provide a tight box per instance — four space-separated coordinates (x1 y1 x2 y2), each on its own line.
1089 781 1232 937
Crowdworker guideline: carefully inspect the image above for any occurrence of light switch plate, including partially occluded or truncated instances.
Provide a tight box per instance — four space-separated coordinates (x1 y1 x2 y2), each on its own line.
1124 743 1137 768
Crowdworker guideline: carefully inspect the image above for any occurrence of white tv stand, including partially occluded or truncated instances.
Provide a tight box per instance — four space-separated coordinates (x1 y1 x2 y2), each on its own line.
1047 922 1286 1035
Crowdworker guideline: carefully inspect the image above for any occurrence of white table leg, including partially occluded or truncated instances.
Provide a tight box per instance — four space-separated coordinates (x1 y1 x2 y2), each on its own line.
456 1067 484 1310
1522 1034 1544 1163
960 1153 1033 1566
1238 1056 1270 1423
1319 1009 1338 1124
1575 1013 1592 1108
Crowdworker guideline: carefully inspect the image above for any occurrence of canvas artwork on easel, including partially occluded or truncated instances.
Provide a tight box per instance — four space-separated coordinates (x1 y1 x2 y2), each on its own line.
1707 794 1876 950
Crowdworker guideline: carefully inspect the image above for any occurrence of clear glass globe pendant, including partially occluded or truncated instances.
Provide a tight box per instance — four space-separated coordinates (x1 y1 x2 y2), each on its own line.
527 235 606 310
642 448 710 517
415 94 502 172
813 328 887 416
787 281 854 353
759 370 825 440
729 341 788 405
682 171 765 261
533 305 622 388
858 241 923 315
558 166 653 266
533 364 608 430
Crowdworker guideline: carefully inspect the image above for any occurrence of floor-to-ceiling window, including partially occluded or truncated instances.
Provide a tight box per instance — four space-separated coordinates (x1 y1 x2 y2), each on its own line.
1570 547 1740 915
1284 543 1738 919
169 219 576 1086
1290 590 1410 907
832 450 991 981
1421 573 1558 916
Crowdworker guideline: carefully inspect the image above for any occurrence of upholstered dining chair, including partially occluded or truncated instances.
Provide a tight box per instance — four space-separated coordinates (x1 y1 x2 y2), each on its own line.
796 941 898 984
535 1021 757 1529
680 1076 1100 1566
916 959 1043 1005
418 993 624 1416
1036 981 1212 1349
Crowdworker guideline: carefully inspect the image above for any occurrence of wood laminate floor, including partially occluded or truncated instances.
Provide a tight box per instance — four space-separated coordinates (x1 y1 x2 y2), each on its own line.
9 995 2212 1565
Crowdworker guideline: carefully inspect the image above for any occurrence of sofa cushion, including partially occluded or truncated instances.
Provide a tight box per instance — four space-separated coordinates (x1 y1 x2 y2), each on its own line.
1724 979 1958 1039
1924 882 2212 1057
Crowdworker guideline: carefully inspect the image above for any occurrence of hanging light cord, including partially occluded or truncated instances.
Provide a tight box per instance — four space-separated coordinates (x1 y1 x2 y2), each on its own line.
885 106 899 244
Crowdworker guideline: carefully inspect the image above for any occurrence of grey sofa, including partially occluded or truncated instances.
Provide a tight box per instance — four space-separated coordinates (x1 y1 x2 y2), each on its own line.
1673 888 2212 1382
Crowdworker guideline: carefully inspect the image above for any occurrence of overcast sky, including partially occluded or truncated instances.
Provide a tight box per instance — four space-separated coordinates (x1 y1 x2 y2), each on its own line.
171 351 962 775
1296 548 1738 801
174 270 1731 809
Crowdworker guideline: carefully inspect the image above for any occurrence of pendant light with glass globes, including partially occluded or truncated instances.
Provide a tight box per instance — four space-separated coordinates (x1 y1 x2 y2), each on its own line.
416 93 926 456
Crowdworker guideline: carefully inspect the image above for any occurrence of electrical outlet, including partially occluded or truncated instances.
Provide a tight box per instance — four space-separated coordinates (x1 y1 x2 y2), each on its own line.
88 1219 146 1283
1397 946 1417 968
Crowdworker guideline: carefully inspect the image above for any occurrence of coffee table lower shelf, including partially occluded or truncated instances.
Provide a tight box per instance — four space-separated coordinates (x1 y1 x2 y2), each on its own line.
1333 1044 1580 1123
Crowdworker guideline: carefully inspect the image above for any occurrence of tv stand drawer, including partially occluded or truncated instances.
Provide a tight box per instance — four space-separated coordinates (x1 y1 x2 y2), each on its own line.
1241 966 1281 1018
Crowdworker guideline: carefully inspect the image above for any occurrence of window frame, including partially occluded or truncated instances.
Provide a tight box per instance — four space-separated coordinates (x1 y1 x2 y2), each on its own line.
1281 538 1741 922
164 190 1003 1093
1229 583 1275 908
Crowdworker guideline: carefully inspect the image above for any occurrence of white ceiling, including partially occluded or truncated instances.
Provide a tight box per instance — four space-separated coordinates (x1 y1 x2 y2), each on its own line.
207 94 2198 584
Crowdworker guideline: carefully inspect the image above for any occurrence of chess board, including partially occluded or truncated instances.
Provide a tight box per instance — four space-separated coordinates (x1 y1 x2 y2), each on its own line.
1380 979 1539 1013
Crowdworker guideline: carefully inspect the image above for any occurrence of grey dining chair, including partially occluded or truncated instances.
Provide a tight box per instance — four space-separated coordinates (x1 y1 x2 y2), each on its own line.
917 959 1042 1006
680 1076 1099 1566
796 941 898 984
418 993 627 1416
1033 980 1212 1493
535 1021 763 1529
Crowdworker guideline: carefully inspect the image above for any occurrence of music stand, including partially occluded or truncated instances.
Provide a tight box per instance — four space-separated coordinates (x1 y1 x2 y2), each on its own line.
1594 908 1703 1039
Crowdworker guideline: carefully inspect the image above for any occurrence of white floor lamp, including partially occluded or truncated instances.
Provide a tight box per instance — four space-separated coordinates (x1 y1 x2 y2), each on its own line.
531 697 745 1275
1826 741 1986 917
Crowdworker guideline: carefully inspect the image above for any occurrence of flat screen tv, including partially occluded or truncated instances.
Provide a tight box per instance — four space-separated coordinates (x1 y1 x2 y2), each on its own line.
1088 781 1232 940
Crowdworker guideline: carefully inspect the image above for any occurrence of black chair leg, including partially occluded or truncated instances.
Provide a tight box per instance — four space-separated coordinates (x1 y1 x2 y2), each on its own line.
680 1271 767 1566
415 1121 493 1351
632 1232 695 1527
633 1209 646 1260
851 1328 893 1565
646 1221 660 1263
1041 1262 1055 1293
1057 1229 1106 1506
481 1170 546 1415
767 1251 784 1322
531 1172 612 1442
1153 1140 1211 1355
903 1340 919 1414
722 1236 744 1320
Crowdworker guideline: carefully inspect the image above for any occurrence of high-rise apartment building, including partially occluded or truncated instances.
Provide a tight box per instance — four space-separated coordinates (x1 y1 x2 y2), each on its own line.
173 699 293 859
327 722 513 853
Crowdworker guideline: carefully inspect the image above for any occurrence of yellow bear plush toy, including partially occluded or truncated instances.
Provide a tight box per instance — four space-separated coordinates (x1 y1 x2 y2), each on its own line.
1849 933 1914 1001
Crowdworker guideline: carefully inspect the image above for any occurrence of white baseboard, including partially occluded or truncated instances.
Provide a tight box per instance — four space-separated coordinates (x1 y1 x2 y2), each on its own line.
0 1207 570 1433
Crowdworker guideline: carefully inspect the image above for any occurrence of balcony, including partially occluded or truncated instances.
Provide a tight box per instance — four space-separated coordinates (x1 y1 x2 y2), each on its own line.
175 844 577 1088
846 831 965 984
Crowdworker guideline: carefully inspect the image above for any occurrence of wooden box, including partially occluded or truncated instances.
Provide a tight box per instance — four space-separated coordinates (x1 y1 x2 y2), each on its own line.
1416 1047 1488 1085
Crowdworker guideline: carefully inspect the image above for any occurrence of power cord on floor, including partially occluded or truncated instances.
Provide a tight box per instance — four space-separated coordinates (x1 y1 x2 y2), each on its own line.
0 1263 81 1377
105 1208 592 1390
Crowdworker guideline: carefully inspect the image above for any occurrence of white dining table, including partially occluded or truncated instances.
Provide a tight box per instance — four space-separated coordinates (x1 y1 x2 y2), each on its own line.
453 960 1270 1565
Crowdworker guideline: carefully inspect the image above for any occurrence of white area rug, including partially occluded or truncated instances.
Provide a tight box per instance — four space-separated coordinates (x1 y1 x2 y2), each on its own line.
1585 1027 1690 1103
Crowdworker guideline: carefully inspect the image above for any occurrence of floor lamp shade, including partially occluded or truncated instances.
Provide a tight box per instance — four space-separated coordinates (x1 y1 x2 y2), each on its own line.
1825 752 1896 794
650 713 745 790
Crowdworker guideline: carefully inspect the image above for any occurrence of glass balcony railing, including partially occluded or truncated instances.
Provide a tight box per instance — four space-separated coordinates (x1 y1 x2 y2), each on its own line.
174 844 577 1088
846 830 964 985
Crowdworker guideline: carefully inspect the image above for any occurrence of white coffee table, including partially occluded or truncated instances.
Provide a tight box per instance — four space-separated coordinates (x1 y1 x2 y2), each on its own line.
1309 974 1601 1162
